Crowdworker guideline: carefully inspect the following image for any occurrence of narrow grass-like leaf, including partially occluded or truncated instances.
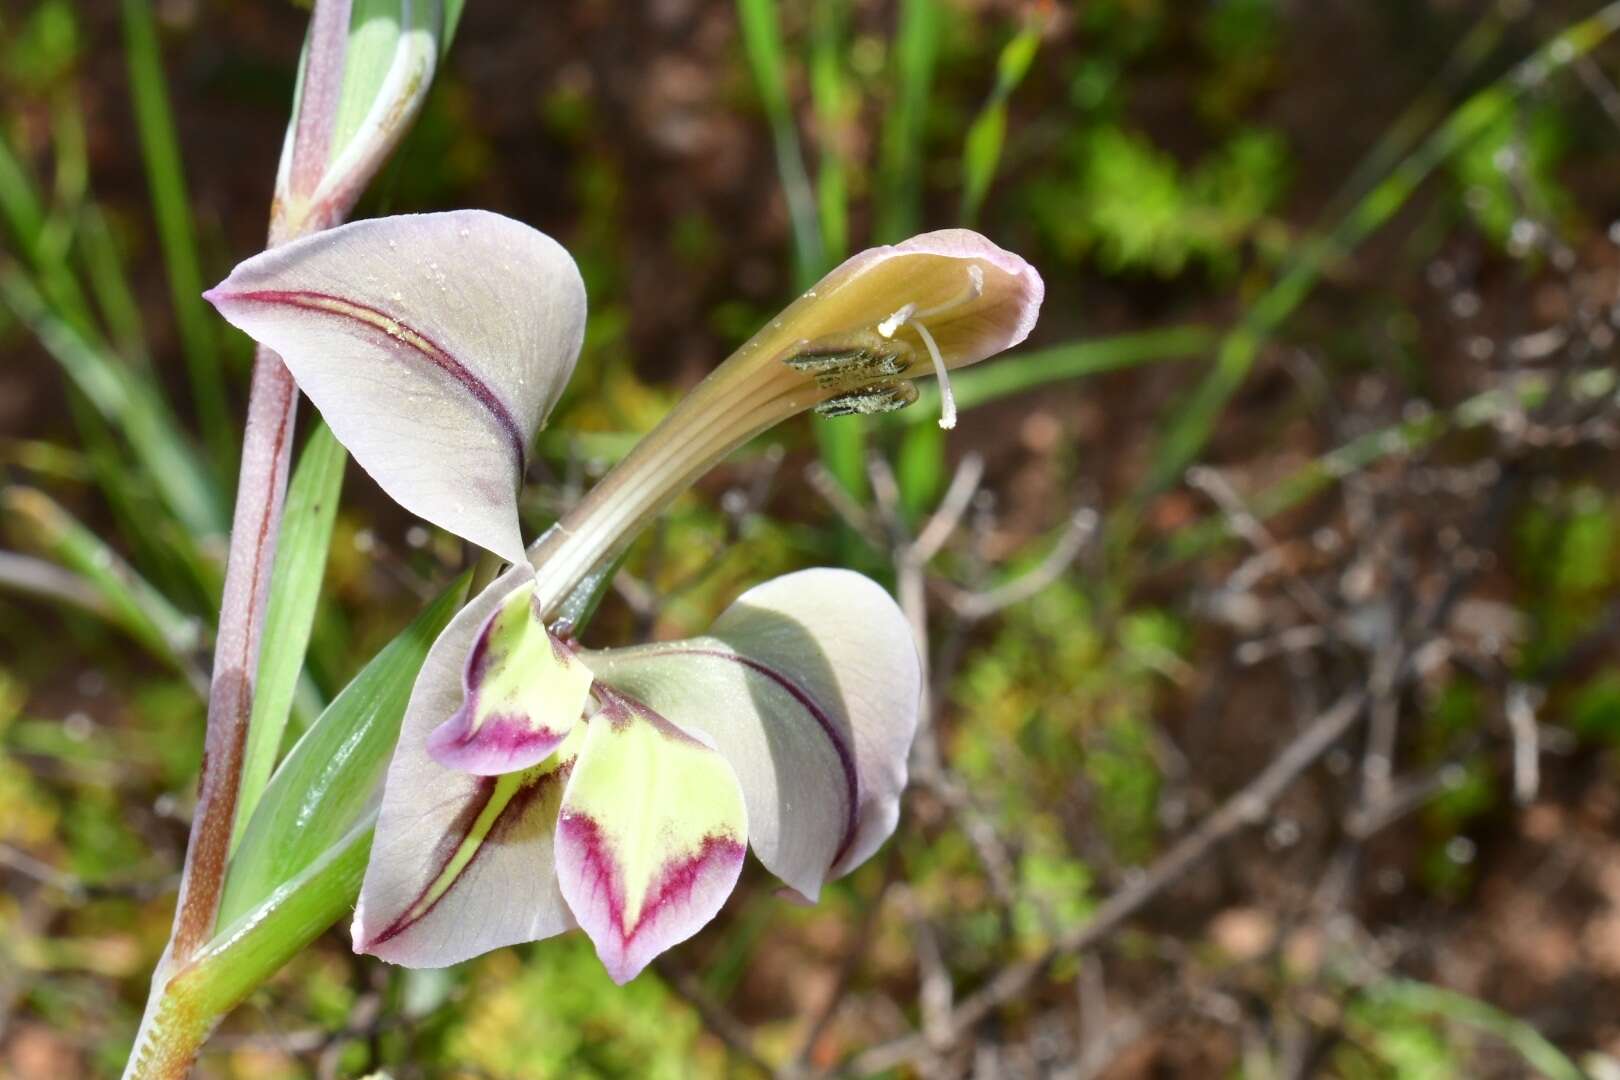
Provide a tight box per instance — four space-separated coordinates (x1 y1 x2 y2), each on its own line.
1134 4 1620 509
803 0 864 500
815 414 869 501
906 324 1216 422
2 486 204 688
121 0 233 475
219 574 469 928
129 813 376 1077
960 18 1042 225
809 0 851 264
0 130 47 244
875 0 942 243
0 130 99 336
441 0 465 50
65 390 217 614
896 420 944 522
0 550 114 619
1160 367 1617 567
1365 981 1582 1080
231 420 348 854
0 260 224 537
736 0 823 286
76 204 151 367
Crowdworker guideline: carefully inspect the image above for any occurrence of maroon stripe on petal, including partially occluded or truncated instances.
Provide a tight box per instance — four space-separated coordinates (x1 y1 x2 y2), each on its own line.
363 764 569 950
222 287 527 468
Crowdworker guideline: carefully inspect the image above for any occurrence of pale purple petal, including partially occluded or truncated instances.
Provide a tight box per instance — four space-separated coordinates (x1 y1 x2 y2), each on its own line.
583 568 921 901
353 565 576 966
205 210 586 563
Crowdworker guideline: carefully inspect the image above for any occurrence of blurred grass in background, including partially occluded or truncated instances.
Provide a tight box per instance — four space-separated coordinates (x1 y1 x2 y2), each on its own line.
6 0 1620 1076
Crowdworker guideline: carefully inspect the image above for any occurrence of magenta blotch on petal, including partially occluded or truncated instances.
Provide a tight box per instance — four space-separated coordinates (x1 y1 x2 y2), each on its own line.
423 576 593 776
553 694 748 983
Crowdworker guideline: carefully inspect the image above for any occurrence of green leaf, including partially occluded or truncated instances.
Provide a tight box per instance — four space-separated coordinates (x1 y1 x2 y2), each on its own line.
1364 981 1582 1080
960 20 1042 225
1133 4 1620 512
231 420 348 854
131 815 377 1074
2 486 204 688
809 0 851 264
0 260 224 539
905 324 1216 423
875 0 943 243
735 0 823 285
122 0 234 477
218 573 470 927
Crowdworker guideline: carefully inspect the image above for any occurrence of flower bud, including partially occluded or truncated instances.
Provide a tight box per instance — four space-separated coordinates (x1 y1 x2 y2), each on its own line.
273 0 446 235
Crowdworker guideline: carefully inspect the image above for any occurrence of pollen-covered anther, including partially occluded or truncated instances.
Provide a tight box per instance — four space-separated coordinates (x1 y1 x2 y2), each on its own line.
814 381 920 418
783 339 914 391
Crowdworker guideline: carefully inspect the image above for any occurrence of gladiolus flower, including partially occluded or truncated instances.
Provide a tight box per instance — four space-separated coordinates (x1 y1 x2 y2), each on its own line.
205 208 1042 979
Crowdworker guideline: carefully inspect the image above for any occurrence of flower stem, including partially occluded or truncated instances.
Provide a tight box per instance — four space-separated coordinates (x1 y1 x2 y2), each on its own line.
160 0 352 975
128 3 353 1074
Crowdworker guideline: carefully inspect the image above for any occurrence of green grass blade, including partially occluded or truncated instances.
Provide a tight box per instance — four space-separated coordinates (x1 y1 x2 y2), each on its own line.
2 485 205 689
231 420 348 855
736 0 823 286
441 0 465 51
1366 981 1582 1080
960 16 1042 225
75 203 151 368
906 324 1217 422
0 130 47 243
1160 367 1617 566
144 812 376 1068
875 0 942 243
815 413 869 501
65 389 217 612
218 573 470 928
121 0 234 477
809 0 851 264
1134 4 1620 509
0 259 225 537
0 129 99 336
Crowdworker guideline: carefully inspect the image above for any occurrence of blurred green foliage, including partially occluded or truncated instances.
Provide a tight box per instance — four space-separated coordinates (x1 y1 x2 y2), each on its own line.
1027 126 1289 278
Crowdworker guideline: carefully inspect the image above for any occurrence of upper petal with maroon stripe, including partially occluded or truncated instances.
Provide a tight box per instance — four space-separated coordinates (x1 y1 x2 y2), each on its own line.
204 210 586 564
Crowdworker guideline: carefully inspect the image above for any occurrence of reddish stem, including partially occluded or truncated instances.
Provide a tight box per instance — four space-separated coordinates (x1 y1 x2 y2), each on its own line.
161 0 351 970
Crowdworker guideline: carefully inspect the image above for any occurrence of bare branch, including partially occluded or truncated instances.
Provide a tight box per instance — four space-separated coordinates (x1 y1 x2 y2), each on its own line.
913 453 985 564
843 692 1367 1074
940 509 1097 621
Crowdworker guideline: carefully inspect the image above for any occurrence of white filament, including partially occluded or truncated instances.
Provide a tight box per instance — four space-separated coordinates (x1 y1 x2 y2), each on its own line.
873 265 983 429
911 320 955 429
